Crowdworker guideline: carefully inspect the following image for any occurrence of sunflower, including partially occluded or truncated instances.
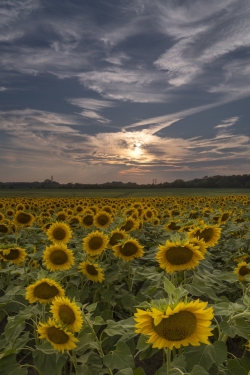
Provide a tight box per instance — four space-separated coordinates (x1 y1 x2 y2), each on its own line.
93 211 113 228
56 211 68 221
78 260 104 283
134 299 214 350
14 211 35 227
188 238 207 255
0 213 5 223
164 221 182 232
81 214 94 228
188 224 221 247
113 238 144 261
83 230 109 256
234 261 250 281
43 244 74 272
37 318 78 352
156 240 204 273
0 247 27 265
50 296 83 332
0 224 10 235
109 229 127 247
47 222 72 244
26 278 65 304
120 217 139 232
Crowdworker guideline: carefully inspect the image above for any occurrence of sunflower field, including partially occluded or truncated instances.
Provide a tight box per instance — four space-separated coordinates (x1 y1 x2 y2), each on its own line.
0 195 250 375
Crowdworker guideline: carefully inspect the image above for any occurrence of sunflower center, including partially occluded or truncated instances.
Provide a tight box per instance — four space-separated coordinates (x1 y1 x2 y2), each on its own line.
52 228 66 240
1 249 19 260
16 212 31 224
167 222 181 230
152 311 197 341
109 233 124 246
239 266 250 276
86 264 98 275
58 305 75 324
165 246 193 265
96 215 109 225
83 215 93 226
50 250 68 265
121 220 134 231
88 237 103 250
47 327 69 344
195 228 213 243
34 282 59 299
120 242 138 256
0 225 9 233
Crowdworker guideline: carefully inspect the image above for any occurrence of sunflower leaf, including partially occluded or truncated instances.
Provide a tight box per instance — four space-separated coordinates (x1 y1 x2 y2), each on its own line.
103 342 134 370
163 277 176 294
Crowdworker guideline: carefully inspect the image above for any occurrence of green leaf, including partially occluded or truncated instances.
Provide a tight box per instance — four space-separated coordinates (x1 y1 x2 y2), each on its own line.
0 354 27 375
133 367 146 375
154 363 168 375
189 365 209 375
116 369 134 375
163 277 176 294
76 364 92 375
171 353 187 372
226 357 250 375
86 302 98 313
184 342 227 372
103 342 134 370
220 318 250 339
136 335 149 352
4 317 25 341
33 347 67 375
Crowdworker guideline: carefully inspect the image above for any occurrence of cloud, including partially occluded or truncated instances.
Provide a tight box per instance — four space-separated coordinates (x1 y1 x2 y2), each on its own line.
214 116 239 128
118 167 152 175
153 0 250 99
68 98 114 123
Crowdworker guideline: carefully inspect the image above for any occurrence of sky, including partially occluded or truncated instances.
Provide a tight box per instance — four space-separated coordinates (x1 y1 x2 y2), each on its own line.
0 0 250 184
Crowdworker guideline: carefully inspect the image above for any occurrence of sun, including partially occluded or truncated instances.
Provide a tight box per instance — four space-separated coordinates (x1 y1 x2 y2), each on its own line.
134 142 142 156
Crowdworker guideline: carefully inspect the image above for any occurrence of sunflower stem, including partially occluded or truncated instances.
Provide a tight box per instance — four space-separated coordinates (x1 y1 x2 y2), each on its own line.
41 303 46 323
127 262 132 291
164 347 171 375
84 316 114 375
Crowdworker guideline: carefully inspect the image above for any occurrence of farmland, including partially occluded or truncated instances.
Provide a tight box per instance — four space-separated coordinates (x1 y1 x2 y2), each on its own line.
0 193 250 374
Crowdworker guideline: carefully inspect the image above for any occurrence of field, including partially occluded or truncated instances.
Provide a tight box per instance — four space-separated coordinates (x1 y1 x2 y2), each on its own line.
0 193 250 375
0 188 250 198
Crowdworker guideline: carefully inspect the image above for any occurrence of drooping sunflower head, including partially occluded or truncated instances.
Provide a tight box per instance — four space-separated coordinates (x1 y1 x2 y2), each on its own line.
108 229 127 247
93 211 113 228
37 318 79 352
0 247 27 265
156 239 204 273
134 299 214 350
234 261 250 282
14 211 35 227
83 230 109 256
46 221 72 244
113 238 144 261
188 224 221 247
42 243 75 272
78 260 105 283
26 278 65 304
50 296 83 332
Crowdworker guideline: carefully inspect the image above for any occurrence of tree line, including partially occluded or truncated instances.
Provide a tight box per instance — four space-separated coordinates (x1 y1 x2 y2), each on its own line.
1 174 250 189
